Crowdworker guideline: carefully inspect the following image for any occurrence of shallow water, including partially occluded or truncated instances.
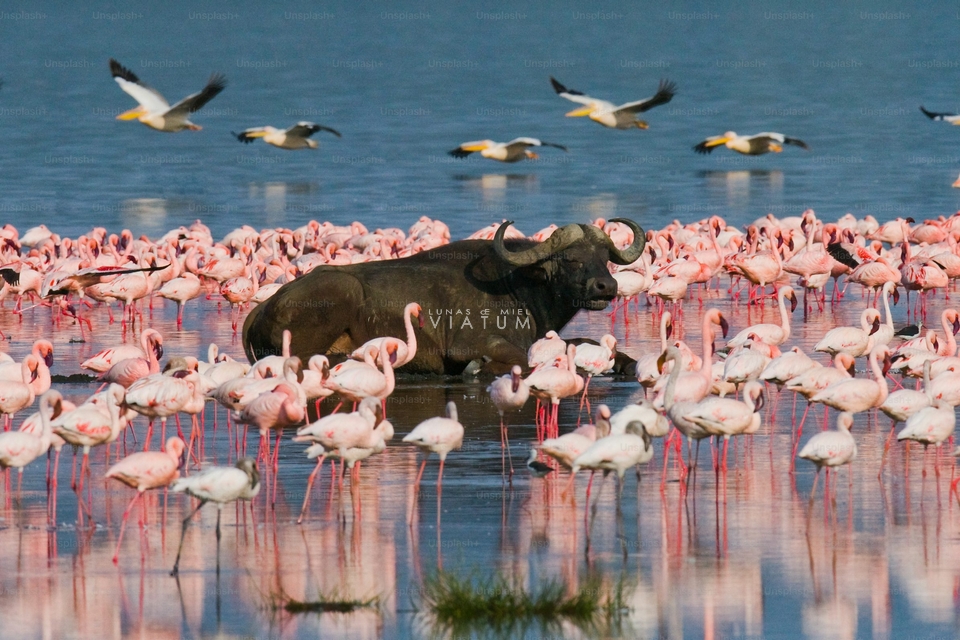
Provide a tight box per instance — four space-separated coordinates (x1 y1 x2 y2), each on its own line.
0 284 957 639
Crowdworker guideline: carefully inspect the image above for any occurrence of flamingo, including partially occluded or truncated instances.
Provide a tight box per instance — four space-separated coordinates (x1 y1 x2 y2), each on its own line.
52 384 126 519
722 339 772 386
525 448 555 477
81 328 163 373
659 345 712 478
879 359 933 477
101 330 164 387
683 381 764 470
525 344 583 435
403 401 464 495
610 401 669 438
811 345 891 416
798 412 856 502
105 436 185 564
158 272 202 327
170 457 260 576
897 387 957 476
236 381 306 477
541 411 608 503
0 389 58 495
726 286 797 348
760 347 818 388
349 302 422 367
814 309 880 357
300 355 333 414
527 330 566 369
486 365 530 476
125 369 200 450
652 308 728 408
572 334 616 413
324 339 400 405
0 356 39 430
0 339 53 382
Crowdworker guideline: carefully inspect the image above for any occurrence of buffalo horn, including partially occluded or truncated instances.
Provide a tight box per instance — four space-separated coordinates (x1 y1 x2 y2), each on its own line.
493 220 585 267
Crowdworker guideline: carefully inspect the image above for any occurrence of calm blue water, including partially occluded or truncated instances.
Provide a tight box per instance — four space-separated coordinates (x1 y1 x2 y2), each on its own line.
2 4 960 639
2 2 959 240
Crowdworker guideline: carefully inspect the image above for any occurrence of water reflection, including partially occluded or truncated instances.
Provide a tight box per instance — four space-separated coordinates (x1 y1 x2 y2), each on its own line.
699 170 786 208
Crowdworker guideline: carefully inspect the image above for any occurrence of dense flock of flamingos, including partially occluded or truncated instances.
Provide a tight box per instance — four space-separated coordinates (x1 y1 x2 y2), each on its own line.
0 208 958 569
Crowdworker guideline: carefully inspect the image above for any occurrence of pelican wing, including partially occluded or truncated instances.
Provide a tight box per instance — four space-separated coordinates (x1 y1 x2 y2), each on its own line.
754 132 808 150
287 122 341 138
614 79 677 114
505 137 567 152
165 73 226 117
920 105 958 121
110 58 169 113
550 77 594 106
233 127 266 143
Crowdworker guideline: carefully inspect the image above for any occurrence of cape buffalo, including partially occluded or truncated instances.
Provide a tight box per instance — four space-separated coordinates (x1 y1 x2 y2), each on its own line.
242 219 645 374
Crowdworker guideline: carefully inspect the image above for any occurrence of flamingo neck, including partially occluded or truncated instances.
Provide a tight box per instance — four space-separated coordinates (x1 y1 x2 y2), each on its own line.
778 292 791 340
659 313 669 351
403 307 417 362
881 287 893 329
664 354 681 412
868 351 888 406
700 316 714 378
942 313 956 356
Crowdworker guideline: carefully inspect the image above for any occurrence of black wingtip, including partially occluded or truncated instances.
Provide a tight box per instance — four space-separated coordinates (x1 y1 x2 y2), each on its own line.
693 141 713 155
827 242 859 269
920 105 938 120
232 131 255 143
550 76 566 94
109 58 140 84
784 137 809 150
206 72 228 93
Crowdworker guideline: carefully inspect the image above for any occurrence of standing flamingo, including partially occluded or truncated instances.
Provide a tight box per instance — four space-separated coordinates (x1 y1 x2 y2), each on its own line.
349 302 422 367
105 436 185 563
158 272 202 328
403 401 464 495
170 457 260 576
0 389 58 496
487 365 530 477
725 286 797 348
798 412 856 503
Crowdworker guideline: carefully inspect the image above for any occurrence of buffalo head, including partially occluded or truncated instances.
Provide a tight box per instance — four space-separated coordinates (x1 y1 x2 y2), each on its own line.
493 218 645 310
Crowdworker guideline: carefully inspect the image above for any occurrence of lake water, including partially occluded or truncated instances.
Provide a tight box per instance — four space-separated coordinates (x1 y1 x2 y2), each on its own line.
1 2 960 639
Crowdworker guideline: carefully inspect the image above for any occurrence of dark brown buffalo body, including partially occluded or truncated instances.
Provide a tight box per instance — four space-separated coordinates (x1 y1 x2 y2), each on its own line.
242 219 645 374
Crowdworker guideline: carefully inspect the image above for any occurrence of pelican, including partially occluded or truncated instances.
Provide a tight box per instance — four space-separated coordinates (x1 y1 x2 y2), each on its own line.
694 131 809 156
920 106 960 124
448 138 567 162
550 76 676 129
110 58 226 132
233 122 341 149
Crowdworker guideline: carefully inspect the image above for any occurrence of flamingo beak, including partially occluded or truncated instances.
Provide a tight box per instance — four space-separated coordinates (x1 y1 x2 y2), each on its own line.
666 322 673 340
511 372 520 393
882 354 892 377
847 361 857 377
418 312 425 329
892 288 900 305
656 351 667 374
44 352 54 368
953 317 960 335
869 319 880 335
755 389 765 413
154 343 164 360
719 316 730 338
789 293 798 313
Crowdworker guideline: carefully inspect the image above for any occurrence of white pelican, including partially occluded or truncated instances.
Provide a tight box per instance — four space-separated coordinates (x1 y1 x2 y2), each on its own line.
233 122 341 149
550 76 676 129
110 58 226 132
920 106 960 124
694 131 809 156
448 138 566 163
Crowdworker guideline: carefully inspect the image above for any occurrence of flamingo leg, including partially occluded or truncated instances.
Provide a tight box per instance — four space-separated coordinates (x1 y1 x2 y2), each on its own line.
171 499 207 576
297 456 326 525
112 491 143 564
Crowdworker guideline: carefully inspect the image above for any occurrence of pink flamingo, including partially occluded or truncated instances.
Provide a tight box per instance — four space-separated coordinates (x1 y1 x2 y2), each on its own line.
101 329 163 387
725 286 796 348
349 302 423 367
527 330 566 369
51 383 125 521
236 381 306 480
0 389 58 496
798 412 856 503
0 339 53 383
105 436 185 563
81 328 163 373
652 308 729 408
486 365 530 476
0 355 39 430
125 369 199 450
220 268 259 333
324 338 399 406
811 345 891 417
573 334 617 414
157 272 202 327
525 344 583 437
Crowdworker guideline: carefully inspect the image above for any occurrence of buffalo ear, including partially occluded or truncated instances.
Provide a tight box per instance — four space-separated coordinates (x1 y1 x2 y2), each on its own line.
519 263 550 282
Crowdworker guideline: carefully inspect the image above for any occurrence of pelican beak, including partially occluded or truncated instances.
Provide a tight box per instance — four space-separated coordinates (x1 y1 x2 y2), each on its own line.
245 130 269 138
704 137 730 148
460 143 488 152
116 106 145 121
565 106 594 117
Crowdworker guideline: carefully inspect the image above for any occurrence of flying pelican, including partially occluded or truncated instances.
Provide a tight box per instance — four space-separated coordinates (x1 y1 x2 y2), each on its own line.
920 106 960 124
550 76 676 129
233 122 342 149
448 138 567 162
694 131 809 156
109 58 226 132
